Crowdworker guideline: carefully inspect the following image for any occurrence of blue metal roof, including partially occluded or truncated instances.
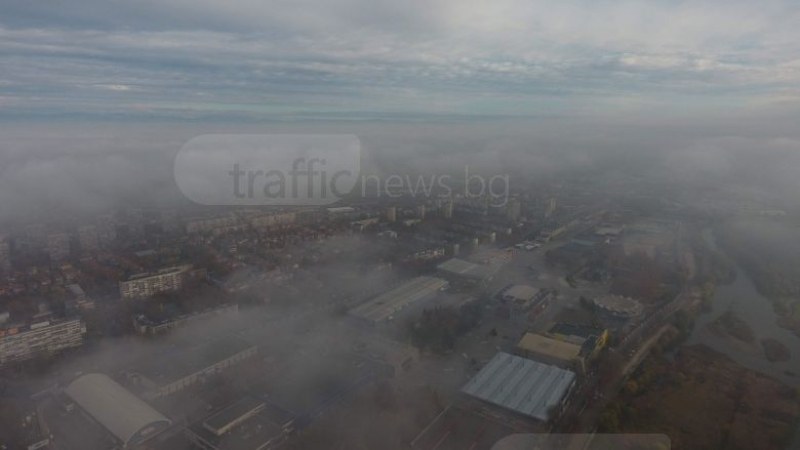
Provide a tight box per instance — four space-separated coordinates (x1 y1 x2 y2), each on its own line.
461 352 575 421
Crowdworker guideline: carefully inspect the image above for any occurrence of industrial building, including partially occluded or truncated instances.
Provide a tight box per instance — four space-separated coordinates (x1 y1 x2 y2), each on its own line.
133 303 239 335
127 336 257 399
186 397 290 450
348 276 448 324
498 285 537 304
437 258 498 282
461 352 576 422
119 264 193 299
592 295 644 320
0 316 86 366
254 353 394 429
411 405 522 450
495 285 553 321
548 323 609 358
516 333 584 371
64 373 172 448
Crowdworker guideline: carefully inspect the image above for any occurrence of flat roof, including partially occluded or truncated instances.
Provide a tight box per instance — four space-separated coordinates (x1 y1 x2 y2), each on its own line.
502 285 537 302
548 323 604 341
189 407 286 450
593 295 643 316
258 354 393 417
203 397 265 436
437 258 497 279
134 336 255 386
517 333 582 362
461 352 575 422
411 405 520 450
349 276 447 323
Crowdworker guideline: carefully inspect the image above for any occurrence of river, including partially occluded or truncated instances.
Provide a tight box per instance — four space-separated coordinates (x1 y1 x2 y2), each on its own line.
686 227 800 387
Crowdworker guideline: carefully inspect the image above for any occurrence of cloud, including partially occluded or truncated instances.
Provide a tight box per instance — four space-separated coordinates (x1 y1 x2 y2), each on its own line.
0 0 798 119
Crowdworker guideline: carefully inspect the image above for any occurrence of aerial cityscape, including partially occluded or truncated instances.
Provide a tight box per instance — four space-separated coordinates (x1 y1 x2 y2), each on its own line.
2 0 800 449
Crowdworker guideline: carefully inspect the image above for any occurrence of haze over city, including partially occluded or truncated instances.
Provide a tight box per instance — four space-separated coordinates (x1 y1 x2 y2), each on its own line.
2 1 800 450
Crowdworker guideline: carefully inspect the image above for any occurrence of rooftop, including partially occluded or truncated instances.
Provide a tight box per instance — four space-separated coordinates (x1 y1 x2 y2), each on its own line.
437 258 497 279
349 276 447 323
411 405 522 450
501 285 537 302
203 397 265 436
548 323 605 342
592 295 643 317
133 336 255 386
516 333 582 362
65 373 171 447
461 352 575 422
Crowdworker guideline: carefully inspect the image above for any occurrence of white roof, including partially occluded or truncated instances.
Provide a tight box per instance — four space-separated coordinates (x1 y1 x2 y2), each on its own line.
65 373 171 447
503 285 537 302
437 258 498 279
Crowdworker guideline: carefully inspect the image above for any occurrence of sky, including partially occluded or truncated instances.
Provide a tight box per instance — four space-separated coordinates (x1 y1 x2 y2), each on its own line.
1 0 800 223
1 0 799 121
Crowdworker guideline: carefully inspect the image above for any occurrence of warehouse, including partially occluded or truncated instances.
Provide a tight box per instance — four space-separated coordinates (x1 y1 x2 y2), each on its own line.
187 397 289 450
411 405 521 450
128 336 257 399
65 373 172 448
349 276 448 324
499 285 537 305
592 295 644 320
437 258 498 282
253 353 394 430
516 333 584 370
461 352 576 422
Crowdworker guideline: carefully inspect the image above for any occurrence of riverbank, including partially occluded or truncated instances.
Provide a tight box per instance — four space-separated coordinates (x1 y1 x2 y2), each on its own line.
686 226 800 386
600 345 800 450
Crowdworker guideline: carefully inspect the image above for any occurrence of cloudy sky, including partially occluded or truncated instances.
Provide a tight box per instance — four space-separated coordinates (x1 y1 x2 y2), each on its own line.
2 0 799 121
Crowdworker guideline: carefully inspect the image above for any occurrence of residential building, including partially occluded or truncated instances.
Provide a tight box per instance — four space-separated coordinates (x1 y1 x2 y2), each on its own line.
0 317 86 366
119 264 193 300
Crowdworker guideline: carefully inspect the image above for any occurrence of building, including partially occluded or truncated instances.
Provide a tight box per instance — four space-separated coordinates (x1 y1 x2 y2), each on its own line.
0 317 86 366
442 200 454 219
348 276 448 325
506 198 521 222
592 295 644 320
499 285 537 304
495 285 553 320
548 323 609 357
127 337 257 399
489 433 671 450
436 258 498 282
461 352 576 422
186 397 289 450
254 353 394 429
249 212 296 229
65 373 172 448
66 283 96 310
133 303 239 335
77 224 100 254
186 214 242 234
544 197 557 218
119 264 193 300
47 232 71 263
0 234 10 272
516 333 584 371
385 206 397 222
411 405 524 450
